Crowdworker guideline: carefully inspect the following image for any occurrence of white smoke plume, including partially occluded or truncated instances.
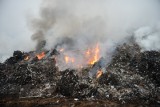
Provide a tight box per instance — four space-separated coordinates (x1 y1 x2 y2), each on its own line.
1 0 160 65
31 0 160 69
31 0 160 49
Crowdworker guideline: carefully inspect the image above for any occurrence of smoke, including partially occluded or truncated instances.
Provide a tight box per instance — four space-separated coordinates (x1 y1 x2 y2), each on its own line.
134 25 160 51
31 0 160 69
31 0 160 50
1 0 160 65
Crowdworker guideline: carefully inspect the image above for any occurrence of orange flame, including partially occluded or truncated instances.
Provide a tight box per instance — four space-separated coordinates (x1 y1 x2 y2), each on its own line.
36 52 45 60
65 56 69 63
61 43 100 67
86 43 100 65
96 69 103 79
24 56 30 61
65 56 75 64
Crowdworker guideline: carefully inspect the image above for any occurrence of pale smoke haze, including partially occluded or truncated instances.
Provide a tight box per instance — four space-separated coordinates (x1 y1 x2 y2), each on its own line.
30 0 160 69
1 0 160 63
0 0 42 62
32 0 160 51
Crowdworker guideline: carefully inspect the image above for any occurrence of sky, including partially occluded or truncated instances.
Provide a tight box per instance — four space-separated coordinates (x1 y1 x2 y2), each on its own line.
0 0 42 62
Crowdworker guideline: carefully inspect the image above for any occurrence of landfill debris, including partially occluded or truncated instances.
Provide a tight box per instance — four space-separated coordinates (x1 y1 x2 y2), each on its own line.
0 43 160 106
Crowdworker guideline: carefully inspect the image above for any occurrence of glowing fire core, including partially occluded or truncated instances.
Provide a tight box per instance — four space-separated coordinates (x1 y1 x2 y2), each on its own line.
62 43 100 66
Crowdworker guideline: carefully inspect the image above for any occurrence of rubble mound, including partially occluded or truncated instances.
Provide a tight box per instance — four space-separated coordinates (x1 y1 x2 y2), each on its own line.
102 43 160 104
0 43 160 105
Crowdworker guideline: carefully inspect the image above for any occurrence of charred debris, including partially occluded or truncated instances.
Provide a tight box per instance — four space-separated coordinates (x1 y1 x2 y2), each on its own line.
0 43 160 105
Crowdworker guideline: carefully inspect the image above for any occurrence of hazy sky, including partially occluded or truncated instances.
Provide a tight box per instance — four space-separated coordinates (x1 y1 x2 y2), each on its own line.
0 0 42 62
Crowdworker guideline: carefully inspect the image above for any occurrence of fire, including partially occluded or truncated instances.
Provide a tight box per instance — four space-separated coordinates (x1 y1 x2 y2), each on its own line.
24 56 30 61
96 69 103 79
65 56 69 63
61 43 100 67
86 43 100 65
65 56 75 64
36 52 45 60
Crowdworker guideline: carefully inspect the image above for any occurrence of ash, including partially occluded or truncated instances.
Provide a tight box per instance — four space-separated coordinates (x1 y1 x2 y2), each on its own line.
0 43 160 105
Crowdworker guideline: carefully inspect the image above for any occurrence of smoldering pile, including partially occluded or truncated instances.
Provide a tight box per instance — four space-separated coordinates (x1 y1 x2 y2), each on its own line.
0 42 160 105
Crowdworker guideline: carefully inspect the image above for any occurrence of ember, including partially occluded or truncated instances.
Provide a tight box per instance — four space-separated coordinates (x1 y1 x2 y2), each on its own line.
64 56 75 64
96 69 103 79
86 43 100 65
36 52 45 60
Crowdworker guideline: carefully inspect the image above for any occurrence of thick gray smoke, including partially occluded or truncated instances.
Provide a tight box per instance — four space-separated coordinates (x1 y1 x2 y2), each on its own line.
30 0 160 69
32 0 160 52
31 0 160 69
1 0 160 66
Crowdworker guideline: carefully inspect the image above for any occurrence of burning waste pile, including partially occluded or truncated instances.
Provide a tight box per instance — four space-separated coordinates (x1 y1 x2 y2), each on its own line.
0 41 160 105
1 0 160 106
